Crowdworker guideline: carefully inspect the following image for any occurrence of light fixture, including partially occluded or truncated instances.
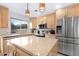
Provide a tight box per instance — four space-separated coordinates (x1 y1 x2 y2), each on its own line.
25 3 30 16
39 3 45 12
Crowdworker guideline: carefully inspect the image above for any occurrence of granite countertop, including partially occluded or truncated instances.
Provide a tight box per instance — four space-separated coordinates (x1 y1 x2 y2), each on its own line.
8 34 58 56
0 33 34 38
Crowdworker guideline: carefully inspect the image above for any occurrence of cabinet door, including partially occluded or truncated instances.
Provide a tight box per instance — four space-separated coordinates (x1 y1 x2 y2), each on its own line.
1 7 8 28
75 4 79 16
0 38 8 53
0 37 1 53
8 44 17 56
48 42 58 56
51 14 56 29
67 6 75 17
3 40 8 53
46 15 52 29
0 11 2 27
46 13 55 29
16 48 31 56
0 6 8 28
56 9 64 19
31 19 37 28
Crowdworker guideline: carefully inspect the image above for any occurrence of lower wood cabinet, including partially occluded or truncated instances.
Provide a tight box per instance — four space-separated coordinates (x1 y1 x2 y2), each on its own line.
0 37 8 54
8 43 33 56
47 42 58 56
16 48 30 56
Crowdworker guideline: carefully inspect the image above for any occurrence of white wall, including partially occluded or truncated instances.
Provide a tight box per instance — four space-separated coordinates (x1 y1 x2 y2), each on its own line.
0 10 29 34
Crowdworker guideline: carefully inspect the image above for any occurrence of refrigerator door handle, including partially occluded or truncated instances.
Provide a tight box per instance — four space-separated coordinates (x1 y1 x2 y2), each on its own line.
65 18 67 37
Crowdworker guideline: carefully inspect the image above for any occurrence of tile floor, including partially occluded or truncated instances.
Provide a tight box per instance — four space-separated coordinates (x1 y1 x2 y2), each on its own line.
58 53 65 56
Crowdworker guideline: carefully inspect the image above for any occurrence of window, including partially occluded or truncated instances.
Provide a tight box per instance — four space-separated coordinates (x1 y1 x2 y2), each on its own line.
10 18 28 33
21 21 27 29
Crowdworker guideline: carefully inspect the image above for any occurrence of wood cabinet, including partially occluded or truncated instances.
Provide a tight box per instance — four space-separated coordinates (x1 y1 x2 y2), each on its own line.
56 7 67 19
0 6 8 28
56 9 64 19
48 42 58 56
16 48 31 56
30 13 56 29
8 43 33 56
56 4 79 19
67 5 75 17
30 18 37 28
30 17 47 28
67 4 79 17
75 4 79 16
37 16 47 24
46 13 56 29
0 37 8 54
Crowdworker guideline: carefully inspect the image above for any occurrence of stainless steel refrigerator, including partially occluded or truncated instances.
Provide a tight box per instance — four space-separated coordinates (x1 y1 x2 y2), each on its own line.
56 16 79 56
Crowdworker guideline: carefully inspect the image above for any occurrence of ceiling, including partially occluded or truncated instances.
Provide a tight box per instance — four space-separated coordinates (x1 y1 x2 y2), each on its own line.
0 3 75 17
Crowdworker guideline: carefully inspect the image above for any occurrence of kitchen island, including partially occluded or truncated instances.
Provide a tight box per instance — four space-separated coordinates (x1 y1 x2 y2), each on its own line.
0 34 58 56
0 33 34 54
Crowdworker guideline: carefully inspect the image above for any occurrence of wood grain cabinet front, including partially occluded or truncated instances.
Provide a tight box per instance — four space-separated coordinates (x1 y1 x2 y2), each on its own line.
46 13 56 29
56 9 64 19
56 4 79 19
75 4 79 16
67 5 75 17
0 6 8 28
8 43 33 56
47 42 58 56
30 18 37 28
16 48 30 56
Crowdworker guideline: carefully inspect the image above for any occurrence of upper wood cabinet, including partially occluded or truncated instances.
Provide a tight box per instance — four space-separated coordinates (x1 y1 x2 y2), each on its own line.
56 4 79 19
35 16 47 25
75 4 79 16
68 4 79 16
46 13 56 29
56 8 67 19
56 9 64 19
30 18 37 28
67 5 75 17
30 13 56 29
0 6 8 28
30 16 47 29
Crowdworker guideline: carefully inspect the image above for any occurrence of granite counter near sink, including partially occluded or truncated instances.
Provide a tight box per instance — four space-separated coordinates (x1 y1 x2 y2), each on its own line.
7 34 58 56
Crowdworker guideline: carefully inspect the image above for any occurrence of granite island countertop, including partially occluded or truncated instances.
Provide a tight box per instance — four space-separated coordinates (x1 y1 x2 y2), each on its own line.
0 33 34 38
7 34 58 56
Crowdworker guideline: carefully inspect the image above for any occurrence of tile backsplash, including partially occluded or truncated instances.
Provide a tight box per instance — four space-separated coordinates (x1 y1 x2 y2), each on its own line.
0 28 10 34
